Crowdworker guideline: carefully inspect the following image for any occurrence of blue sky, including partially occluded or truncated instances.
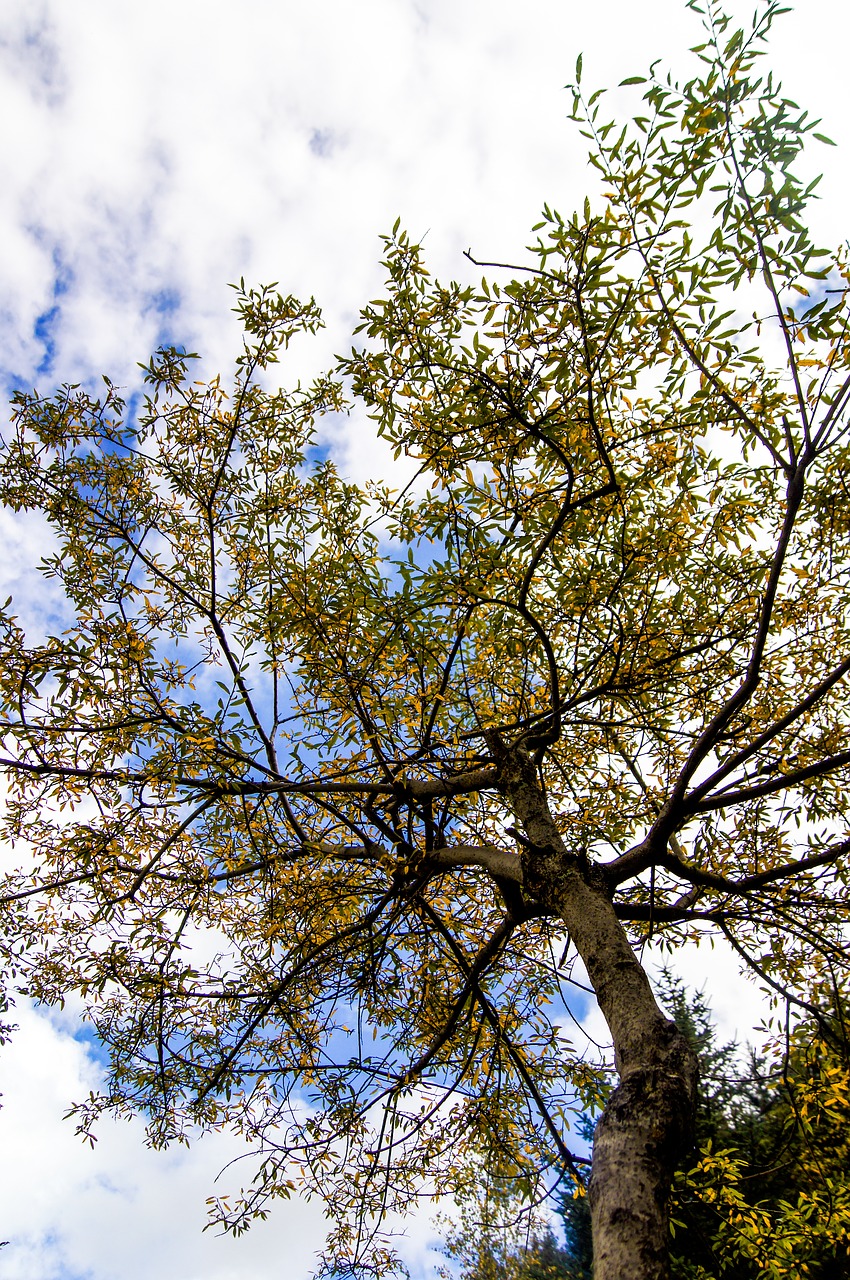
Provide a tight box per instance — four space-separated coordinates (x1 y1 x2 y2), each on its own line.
0 1 848 1277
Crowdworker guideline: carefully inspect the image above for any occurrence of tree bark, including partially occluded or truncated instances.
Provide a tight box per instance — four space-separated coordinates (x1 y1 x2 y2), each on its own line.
494 742 698 1280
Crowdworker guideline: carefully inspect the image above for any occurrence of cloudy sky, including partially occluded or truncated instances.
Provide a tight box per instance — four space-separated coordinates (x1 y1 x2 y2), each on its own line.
0 1 848 1277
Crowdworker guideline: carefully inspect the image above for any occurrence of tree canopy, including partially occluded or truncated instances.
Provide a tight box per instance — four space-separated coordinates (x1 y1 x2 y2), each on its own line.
1 2 849 1277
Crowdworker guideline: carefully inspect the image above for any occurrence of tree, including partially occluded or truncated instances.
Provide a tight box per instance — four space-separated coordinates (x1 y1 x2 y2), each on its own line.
436 1180 585 1280
1 2 849 1276
437 1187 591 1280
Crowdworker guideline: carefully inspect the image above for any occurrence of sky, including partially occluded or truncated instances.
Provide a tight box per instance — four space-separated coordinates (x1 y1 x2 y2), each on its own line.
0 1 848 1277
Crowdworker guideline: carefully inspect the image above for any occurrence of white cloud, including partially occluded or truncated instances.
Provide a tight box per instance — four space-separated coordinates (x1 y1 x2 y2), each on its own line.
3 0 844 397
1 0 849 1275
0 1000 451 1280
0 1001 336 1280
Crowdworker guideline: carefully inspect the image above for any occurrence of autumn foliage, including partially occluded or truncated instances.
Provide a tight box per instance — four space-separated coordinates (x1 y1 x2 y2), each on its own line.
1 2 849 1276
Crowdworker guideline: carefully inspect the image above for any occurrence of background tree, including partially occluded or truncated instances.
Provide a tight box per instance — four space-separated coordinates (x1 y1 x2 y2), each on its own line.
436 1177 584 1280
1 2 849 1277
669 982 850 1278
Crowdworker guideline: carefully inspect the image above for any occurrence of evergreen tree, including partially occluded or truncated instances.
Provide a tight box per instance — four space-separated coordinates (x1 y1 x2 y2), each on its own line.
667 984 850 1278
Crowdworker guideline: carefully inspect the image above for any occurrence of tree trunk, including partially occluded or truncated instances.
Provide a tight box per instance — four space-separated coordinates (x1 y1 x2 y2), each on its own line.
495 742 699 1280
